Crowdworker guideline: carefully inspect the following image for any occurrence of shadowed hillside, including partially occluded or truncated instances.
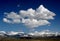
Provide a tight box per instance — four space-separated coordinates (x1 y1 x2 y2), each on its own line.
0 37 60 41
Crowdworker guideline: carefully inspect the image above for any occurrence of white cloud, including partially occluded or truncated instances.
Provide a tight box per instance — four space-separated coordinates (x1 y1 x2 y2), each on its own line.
20 5 56 20
3 12 21 23
35 5 56 20
22 19 50 28
3 18 11 23
20 8 35 19
3 5 56 28
6 12 21 19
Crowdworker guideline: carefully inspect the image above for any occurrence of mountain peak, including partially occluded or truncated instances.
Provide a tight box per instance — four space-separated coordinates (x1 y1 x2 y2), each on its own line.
0 31 6 34
7 31 19 35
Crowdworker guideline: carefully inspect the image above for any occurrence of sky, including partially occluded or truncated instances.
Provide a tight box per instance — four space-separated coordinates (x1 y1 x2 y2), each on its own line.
0 0 60 33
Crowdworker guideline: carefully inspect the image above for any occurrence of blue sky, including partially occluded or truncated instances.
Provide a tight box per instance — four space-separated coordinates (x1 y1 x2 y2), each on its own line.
0 0 60 33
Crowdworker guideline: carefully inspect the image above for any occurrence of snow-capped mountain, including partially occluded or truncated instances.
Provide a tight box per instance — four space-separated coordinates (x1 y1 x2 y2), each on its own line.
28 30 60 37
0 31 6 37
0 30 60 38
7 31 24 35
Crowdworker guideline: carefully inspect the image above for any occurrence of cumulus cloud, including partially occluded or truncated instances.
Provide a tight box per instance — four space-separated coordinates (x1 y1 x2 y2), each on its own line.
3 5 56 28
20 8 35 19
22 19 50 28
20 5 55 20
36 5 55 20
3 12 21 23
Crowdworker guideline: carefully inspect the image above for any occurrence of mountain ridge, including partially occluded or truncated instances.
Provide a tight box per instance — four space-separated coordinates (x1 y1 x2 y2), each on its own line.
0 30 60 38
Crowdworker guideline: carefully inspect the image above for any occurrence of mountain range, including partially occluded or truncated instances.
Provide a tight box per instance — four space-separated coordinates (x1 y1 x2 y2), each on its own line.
0 30 60 38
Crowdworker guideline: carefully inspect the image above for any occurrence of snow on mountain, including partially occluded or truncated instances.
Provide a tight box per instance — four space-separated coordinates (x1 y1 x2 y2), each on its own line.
0 30 60 37
28 30 60 37
7 31 24 36
0 31 6 34
0 31 6 36
7 31 19 35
